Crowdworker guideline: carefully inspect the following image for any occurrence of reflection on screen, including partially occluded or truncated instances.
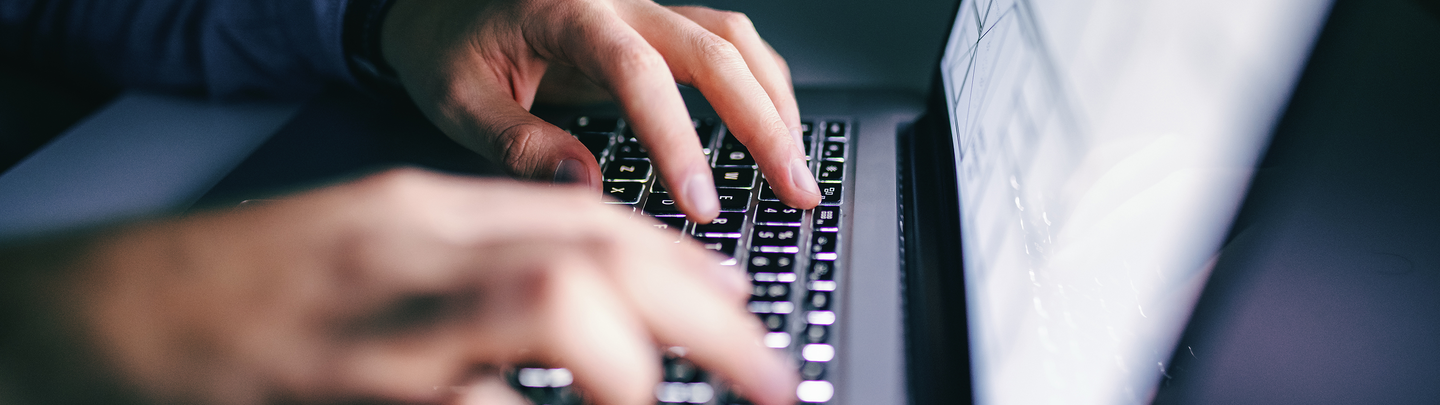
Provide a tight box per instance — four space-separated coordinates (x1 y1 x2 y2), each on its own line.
941 0 1330 403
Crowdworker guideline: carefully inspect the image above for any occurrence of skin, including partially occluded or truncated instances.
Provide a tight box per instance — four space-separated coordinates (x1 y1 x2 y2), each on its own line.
381 0 823 224
3 1 816 403
28 169 797 405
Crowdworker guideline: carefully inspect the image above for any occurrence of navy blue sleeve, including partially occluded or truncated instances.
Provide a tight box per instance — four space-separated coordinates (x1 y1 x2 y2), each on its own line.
1 0 359 100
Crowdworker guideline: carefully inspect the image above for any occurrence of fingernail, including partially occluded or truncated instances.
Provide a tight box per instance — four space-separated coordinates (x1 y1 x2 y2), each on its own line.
683 172 720 219
552 158 587 187
789 158 821 197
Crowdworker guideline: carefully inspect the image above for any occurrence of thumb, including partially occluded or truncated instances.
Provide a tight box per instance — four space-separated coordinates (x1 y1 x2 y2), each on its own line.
490 117 601 190
422 81 602 190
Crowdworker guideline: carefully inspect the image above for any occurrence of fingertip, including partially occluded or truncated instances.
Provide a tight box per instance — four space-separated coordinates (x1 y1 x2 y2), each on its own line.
782 158 822 209
552 157 601 192
680 171 720 223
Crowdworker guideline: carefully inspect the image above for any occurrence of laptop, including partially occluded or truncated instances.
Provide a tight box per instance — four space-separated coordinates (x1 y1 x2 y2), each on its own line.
0 0 1346 403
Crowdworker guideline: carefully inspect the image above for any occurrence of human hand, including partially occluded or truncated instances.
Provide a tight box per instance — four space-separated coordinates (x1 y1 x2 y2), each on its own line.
380 0 822 223
61 169 797 405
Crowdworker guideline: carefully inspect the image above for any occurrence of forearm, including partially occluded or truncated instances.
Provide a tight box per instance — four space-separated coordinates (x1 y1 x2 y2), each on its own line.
0 0 357 99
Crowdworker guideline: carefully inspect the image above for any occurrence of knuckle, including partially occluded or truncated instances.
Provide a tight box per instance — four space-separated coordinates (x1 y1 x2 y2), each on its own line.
496 123 547 174
695 33 742 65
714 11 756 37
609 41 668 73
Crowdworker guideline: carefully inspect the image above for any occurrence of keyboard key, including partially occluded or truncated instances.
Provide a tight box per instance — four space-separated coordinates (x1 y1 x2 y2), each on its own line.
604 159 651 182
696 237 738 257
603 181 643 204
810 260 835 280
713 167 756 189
805 324 829 343
651 180 668 192
576 132 612 162
759 182 780 201
755 202 803 225
571 116 617 133
809 280 837 292
811 232 838 254
751 225 802 252
643 192 680 215
808 291 831 310
747 253 796 273
817 161 844 182
801 361 827 380
717 189 751 212
813 206 840 230
748 300 794 314
761 313 786 331
825 121 846 138
750 282 790 301
821 140 846 160
751 272 798 283
715 131 755 166
693 212 744 237
651 215 687 233
819 183 843 205
612 139 648 159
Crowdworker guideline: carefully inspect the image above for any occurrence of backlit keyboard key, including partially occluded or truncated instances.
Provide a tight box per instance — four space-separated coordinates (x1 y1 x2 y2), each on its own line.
612 139 648 159
643 192 680 215
693 212 744 237
819 183 843 205
715 132 756 166
820 140 845 161
759 181 780 201
755 202 803 225
751 225 801 252
713 167 756 189
603 181 643 204
817 161 844 182
811 232 838 254
651 215 687 233
813 206 840 230
717 189 751 212
824 121 846 138
747 253 796 273
696 237 738 257
604 159 651 182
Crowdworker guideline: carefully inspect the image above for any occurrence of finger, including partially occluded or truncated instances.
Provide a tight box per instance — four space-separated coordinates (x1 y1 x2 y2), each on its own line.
539 262 660 405
668 6 802 147
425 76 602 190
449 372 530 405
536 5 719 222
618 4 821 209
602 225 798 405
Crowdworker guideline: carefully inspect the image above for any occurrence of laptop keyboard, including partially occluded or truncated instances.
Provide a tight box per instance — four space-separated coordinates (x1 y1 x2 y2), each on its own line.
509 116 850 405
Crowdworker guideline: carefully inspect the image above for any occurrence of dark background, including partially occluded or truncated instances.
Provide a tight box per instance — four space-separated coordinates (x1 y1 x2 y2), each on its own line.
0 0 956 175
1155 0 1440 403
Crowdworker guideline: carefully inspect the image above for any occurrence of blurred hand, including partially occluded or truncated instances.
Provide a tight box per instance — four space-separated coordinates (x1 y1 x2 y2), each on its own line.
66 169 797 405
381 0 823 223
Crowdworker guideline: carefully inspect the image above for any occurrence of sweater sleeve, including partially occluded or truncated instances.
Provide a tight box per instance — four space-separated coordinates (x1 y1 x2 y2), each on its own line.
0 0 359 100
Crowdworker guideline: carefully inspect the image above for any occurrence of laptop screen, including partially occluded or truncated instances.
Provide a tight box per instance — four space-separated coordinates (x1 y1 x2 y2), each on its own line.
939 0 1331 403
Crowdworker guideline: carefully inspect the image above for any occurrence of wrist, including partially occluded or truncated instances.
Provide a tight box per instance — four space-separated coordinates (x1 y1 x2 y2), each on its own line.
344 0 407 98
